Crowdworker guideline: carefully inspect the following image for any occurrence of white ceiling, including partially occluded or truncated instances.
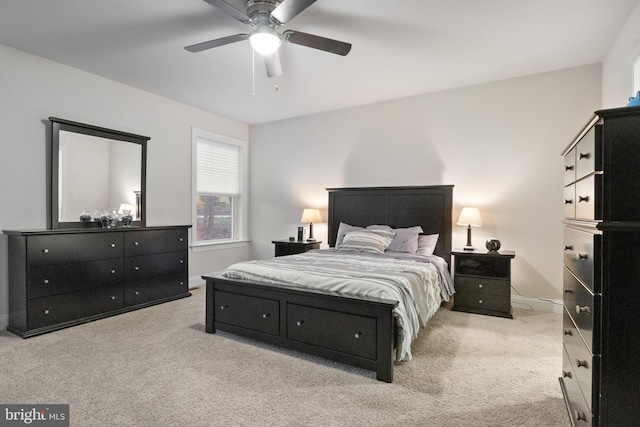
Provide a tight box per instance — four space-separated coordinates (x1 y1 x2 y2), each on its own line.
0 0 638 124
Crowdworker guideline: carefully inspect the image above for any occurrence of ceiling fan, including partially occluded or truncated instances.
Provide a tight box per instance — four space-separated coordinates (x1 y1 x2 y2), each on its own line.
185 0 352 77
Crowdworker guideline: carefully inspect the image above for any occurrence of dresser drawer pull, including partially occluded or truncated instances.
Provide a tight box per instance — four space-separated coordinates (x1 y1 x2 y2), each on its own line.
43 279 49 284
564 199 573 205
477 284 483 289
562 370 572 378
179 238 184 242
219 304 228 310
133 241 139 246
262 313 270 319
576 305 591 315
563 329 573 336
574 410 588 422
564 245 573 251
110 296 116 300
565 165 574 171
354 332 361 339
296 320 304 326
577 253 589 260
579 152 591 160
179 281 184 286
110 269 116 274
578 195 589 203
179 260 184 264
575 359 589 369
564 287 574 294
478 299 483 304
110 243 117 248
134 291 139 295
134 266 139 271
42 249 49 253
43 309 50 315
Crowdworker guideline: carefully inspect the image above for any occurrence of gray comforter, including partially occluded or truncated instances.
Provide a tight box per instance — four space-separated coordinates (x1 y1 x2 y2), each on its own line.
223 249 455 361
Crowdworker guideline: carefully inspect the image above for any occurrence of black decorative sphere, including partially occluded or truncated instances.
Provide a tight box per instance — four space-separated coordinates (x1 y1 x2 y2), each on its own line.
486 238 501 251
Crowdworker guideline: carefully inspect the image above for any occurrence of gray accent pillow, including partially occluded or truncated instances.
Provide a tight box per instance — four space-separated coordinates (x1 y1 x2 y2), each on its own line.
336 222 364 246
337 229 396 254
368 225 423 253
417 233 439 255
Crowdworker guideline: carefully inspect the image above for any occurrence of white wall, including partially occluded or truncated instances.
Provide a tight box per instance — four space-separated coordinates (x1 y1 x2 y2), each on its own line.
602 1 640 106
249 64 602 307
0 44 250 329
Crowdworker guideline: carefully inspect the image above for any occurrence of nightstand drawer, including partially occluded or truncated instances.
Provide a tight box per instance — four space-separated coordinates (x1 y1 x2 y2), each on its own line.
454 291 510 314
454 276 510 297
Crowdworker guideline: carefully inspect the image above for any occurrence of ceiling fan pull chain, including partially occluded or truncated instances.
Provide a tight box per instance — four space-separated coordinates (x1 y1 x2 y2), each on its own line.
252 48 256 98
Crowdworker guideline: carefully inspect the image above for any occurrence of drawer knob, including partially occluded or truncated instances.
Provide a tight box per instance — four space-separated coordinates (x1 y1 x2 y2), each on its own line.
134 266 139 271
179 281 184 286
134 291 139 295
43 309 50 315
565 165 574 171
564 199 573 205
576 359 589 369
110 243 116 248
576 305 591 315
562 370 572 378
262 313 270 319
134 241 139 246
179 238 184 242
579 152 591 160
478 299 483 304
563 288 574 294
296 320 304 326
111 296 116 300
578 195 589 203
42 249 49 253
220 304 228 310
477 284 483 289
577 253 588 261
563 329 573 336
179 260 184 264
354 332 361 339
111 269 116 274
43 279 49 284
564 245 573 251
574 410 588 422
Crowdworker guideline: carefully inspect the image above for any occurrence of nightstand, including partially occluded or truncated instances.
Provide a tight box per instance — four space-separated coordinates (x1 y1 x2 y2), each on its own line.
452 249 515 318
272 240 321 257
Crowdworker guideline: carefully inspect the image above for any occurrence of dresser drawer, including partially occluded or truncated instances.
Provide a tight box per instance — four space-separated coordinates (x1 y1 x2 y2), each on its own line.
564 184 576 218
565 335 598 413
561 345 593 425
563 269 597 353
564 146 576 186
563 227 601 292
124 251 187 282
124 229 188 257
215 291 280 336
27 259 124 299
125 274 189 306
287 303 377 360
27 233 123 267
575 124 602 181
575 174 602 220
27 284 124 330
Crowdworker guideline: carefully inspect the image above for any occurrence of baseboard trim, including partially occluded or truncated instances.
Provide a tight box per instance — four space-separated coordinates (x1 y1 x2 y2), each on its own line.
512 295 563 314
0 313 8 333
189 275 205 289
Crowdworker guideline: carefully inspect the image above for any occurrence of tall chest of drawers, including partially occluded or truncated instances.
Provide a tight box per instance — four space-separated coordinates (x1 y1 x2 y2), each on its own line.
560 105 640 426
4 226 191 338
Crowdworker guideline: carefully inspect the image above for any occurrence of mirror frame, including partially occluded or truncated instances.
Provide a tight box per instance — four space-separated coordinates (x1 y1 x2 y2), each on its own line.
47 117 148 229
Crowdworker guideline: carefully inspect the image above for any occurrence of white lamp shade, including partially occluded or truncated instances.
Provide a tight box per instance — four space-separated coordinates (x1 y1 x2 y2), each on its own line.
249 30 281 55
119 204 134 214
301 208 321 223
457 207 481 227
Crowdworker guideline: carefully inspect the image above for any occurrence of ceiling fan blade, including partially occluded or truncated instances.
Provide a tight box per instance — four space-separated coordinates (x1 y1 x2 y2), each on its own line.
185 34 249 53
282 30 351 56
271 0 317 25
264 50 283 78
202 0 251 24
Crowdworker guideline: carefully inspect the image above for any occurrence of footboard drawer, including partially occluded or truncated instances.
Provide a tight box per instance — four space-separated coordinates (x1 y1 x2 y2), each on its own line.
287 303 377 360
215 290 280 336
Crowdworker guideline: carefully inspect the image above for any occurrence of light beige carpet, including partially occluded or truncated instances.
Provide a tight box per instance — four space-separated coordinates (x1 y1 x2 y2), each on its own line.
0 286 568 426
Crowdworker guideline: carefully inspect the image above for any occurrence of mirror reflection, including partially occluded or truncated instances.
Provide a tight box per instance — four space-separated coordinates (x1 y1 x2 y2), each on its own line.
58 130 142 223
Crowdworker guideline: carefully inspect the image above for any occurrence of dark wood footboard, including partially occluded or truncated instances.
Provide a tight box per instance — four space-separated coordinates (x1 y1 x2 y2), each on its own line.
203 273 399 382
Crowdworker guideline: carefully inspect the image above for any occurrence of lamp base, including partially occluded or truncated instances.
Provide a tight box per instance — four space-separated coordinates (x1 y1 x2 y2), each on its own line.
463 245 475 251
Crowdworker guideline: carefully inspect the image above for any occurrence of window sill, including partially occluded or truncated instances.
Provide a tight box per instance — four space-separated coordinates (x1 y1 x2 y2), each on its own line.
190 240 250 253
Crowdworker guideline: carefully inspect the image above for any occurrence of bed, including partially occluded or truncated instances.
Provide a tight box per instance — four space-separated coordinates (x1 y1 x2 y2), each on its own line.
202 185 454 382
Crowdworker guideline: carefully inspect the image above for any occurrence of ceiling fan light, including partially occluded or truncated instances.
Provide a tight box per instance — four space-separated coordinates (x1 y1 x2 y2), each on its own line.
250 31 281 55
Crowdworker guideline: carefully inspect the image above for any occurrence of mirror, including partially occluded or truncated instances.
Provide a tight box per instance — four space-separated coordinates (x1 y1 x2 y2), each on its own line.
48 117 148 229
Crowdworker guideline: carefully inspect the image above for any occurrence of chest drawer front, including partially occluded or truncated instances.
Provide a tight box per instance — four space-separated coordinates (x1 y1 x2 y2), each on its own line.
575 124 602 181
27 233 123 267
564 184 576 218
563 269 596 352
27 259 124 299
215 291 279 336
563 227 600 292
124 251 187 282
575 175 600 221
27 284 124 330
125 274 188 306
562 345 593 425
564 147 576 186
124 228 188 257
287 303 377 360
565 336 597 413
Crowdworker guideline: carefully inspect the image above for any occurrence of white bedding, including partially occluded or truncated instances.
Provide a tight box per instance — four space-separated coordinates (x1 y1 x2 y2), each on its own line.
222 249 455 362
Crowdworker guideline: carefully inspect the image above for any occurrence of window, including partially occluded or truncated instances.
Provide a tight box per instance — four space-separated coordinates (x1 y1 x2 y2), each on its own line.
192 128 248 247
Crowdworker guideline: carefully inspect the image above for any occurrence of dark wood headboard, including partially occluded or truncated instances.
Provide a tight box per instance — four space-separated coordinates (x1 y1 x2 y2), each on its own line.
327 185 453 265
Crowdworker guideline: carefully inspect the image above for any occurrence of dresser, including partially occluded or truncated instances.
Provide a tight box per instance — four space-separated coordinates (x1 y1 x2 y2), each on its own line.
452 249 515 318
4 226 191 338
560 105 640 426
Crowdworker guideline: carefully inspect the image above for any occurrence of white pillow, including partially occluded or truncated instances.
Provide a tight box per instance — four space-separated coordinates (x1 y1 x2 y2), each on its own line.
335 222 364 247
337 229 395 254
368 225 423 253
417 234 439 255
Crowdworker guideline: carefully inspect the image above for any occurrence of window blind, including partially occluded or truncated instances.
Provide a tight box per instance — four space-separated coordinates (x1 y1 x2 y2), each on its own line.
196 138 240 196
